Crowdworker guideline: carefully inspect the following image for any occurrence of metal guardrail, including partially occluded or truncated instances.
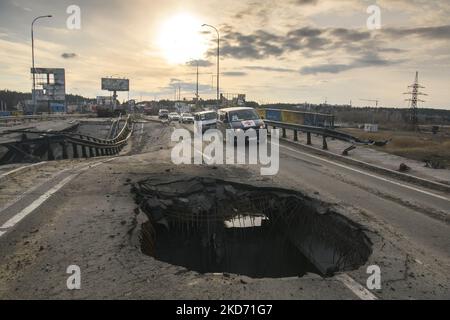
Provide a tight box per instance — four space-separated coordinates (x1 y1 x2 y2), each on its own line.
0 115 133 164
264 120 387 153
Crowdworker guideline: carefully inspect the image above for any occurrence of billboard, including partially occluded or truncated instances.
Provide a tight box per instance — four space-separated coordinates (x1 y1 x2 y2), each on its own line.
101 78 129 91
258 109 335 127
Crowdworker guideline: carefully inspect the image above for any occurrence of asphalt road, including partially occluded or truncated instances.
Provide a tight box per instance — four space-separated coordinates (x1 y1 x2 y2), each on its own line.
276 143 450 261
0 119 448 299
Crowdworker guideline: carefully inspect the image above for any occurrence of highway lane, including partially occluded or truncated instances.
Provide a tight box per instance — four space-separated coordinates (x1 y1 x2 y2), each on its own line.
275 143 450 222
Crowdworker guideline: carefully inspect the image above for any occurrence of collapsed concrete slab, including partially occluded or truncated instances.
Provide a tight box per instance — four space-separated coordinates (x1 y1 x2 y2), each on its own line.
132 176 372 278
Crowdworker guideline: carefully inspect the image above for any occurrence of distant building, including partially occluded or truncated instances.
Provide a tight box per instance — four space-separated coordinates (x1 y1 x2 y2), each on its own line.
220 93 246 107
96 96 113 106
50 102 66 113
175 102 190 113
364 124 379 132
67 104 79 113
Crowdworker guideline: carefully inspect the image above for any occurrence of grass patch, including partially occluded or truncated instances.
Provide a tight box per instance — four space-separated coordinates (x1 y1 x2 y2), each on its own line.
341 128 450 168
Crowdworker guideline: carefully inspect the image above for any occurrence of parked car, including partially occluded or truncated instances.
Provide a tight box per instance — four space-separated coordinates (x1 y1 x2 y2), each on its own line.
158 109 169 119
168 112 180 122
216 107 265 142
194 111 217 133
180 113 194 124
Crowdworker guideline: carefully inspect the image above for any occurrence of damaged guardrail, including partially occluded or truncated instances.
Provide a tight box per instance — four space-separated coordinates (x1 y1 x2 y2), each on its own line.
0 115 133 164
264 120 388 153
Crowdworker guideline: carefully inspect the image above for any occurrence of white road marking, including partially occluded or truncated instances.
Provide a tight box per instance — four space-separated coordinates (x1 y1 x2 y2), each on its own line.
0 174 76 231
77 158 116 172
0 162 47 181
335 274 378 300
0 169 69 213
0 157 118 238
277 143 450 202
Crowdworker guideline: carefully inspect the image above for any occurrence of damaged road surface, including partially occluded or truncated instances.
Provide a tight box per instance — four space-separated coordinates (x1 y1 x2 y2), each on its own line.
0 120 449 299
133 176 371 278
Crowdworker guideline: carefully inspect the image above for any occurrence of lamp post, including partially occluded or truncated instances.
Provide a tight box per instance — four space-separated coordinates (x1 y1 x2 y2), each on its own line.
31 15 52 114
202 24 220 109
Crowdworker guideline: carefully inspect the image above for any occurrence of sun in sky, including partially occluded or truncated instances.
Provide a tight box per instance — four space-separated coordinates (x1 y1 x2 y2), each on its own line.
157 13 209 65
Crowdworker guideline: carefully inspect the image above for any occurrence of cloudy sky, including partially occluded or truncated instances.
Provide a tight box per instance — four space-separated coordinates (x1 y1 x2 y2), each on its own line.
0 0 449 108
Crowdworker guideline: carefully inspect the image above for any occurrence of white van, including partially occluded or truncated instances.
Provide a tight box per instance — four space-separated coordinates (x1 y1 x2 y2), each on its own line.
194 111 217 133
158 109 169 119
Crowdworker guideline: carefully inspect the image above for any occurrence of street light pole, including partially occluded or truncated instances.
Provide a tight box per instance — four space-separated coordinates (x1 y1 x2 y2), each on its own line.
202 24 219 109
31 15 52 114
196 60 199 104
